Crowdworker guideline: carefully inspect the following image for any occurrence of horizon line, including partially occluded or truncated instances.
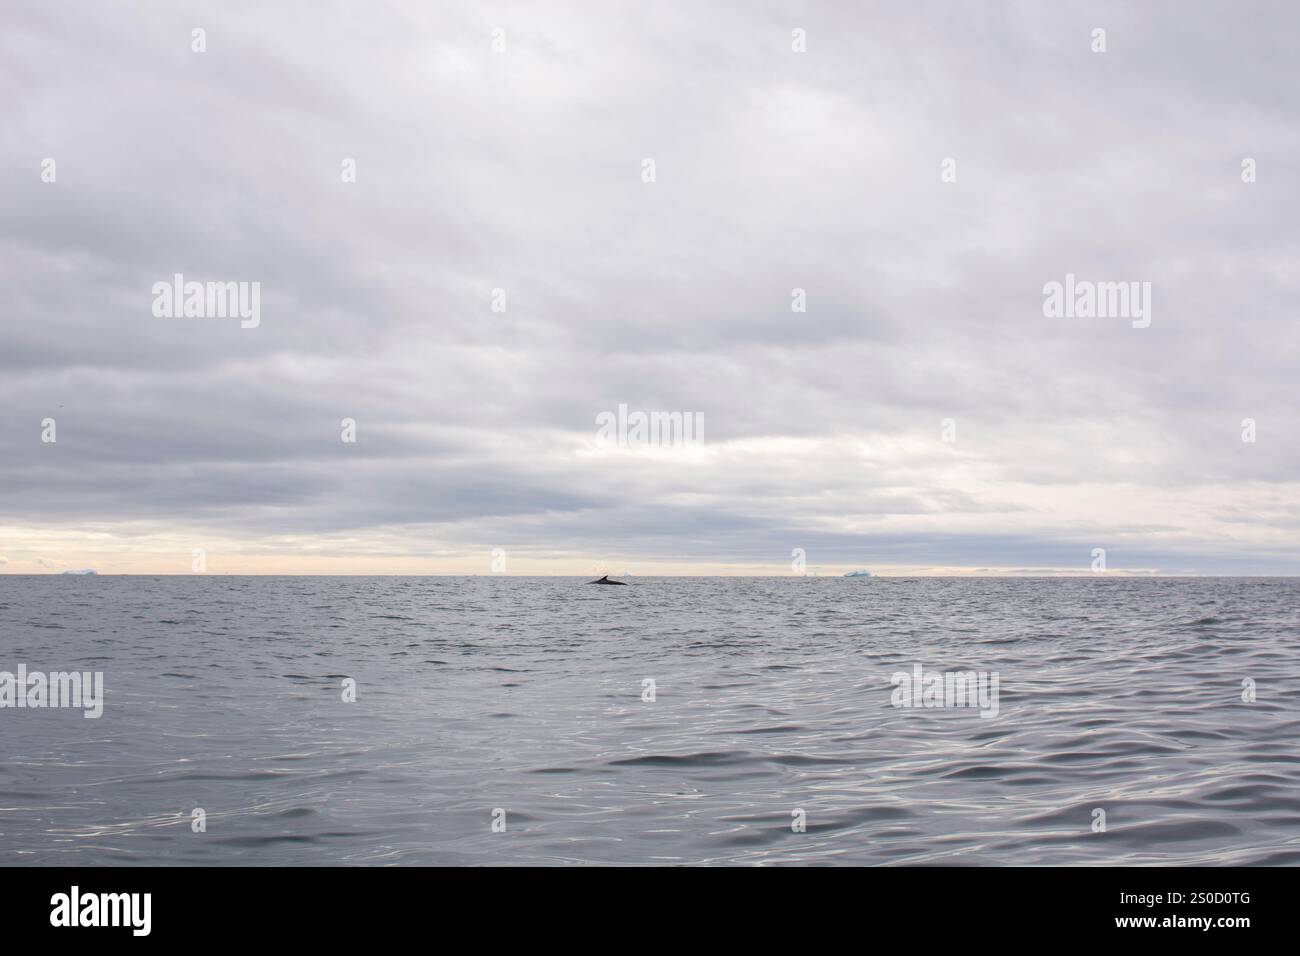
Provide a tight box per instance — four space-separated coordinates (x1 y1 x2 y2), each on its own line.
5 572 1298 579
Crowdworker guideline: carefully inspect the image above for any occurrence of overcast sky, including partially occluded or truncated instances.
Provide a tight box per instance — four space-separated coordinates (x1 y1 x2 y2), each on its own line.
2 1 1297 574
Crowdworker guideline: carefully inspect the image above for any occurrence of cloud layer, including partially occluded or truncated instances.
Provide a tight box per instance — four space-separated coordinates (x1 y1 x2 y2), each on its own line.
2 1 1298 573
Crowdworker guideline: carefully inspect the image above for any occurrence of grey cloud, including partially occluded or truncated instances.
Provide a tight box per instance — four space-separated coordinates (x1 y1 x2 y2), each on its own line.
1 0 1297 573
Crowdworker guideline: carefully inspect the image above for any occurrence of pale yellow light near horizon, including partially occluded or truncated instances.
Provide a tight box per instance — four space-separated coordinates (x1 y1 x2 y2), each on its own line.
3 474 1297 576
0 551 1193 577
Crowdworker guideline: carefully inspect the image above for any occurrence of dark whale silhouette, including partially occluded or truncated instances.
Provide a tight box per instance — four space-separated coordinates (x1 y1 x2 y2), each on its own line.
589 575 627 585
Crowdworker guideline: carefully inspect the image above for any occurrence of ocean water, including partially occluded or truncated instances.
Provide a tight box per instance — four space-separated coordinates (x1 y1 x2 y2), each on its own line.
2 576 1298 866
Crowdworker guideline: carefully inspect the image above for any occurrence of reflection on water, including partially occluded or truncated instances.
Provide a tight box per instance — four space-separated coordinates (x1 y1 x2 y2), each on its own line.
2 576 1298 865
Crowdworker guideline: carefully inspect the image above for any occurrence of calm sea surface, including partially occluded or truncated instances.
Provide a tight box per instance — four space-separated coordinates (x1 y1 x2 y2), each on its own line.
2 576 1298 866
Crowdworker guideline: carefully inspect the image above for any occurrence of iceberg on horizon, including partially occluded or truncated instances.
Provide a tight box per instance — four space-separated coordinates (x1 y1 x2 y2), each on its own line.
843 569 873 577
60 569 97 576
